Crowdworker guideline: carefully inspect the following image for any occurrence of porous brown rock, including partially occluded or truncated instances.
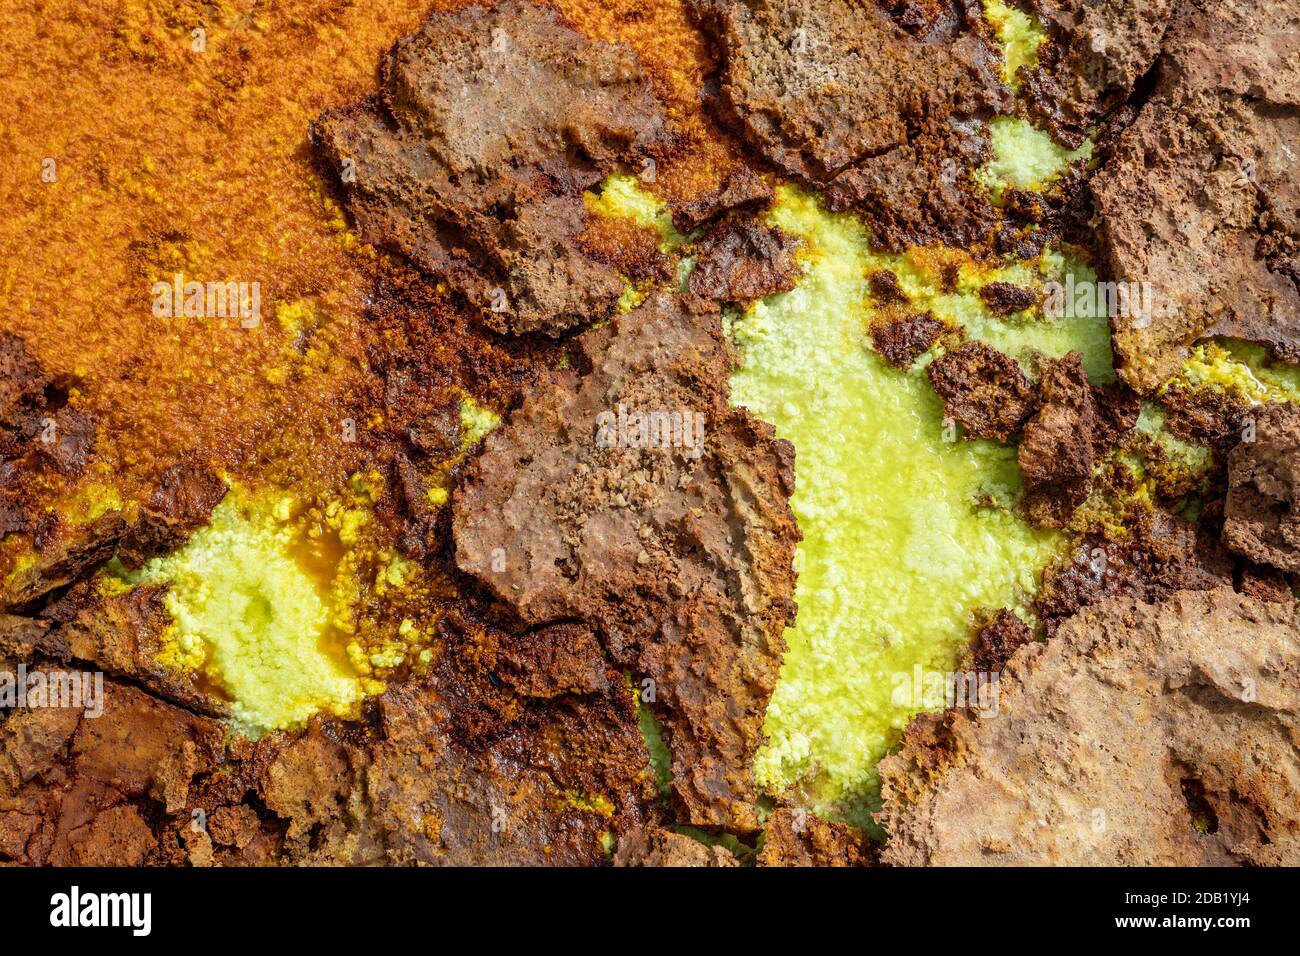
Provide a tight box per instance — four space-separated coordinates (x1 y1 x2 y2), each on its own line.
927 341 1037 441
871 313 947 369
1021 0 1177 148
757 807 873 867
1092 0 1300 394
687 218 802 303
964 609 1032 673
613 826 739 866
1223 403 1300 573
453 291 799 832
978 281 1037 316
1017 351 1095 527
878 588 1300 865
1035 507 1233 634
311 0 671 336
690 0 1011 249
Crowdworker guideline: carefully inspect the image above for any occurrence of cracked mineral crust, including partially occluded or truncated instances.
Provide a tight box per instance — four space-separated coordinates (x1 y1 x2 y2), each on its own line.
689 0 1011 249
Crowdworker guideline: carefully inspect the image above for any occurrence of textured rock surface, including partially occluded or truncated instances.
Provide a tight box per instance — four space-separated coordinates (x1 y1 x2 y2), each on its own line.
870 312 947 369
1022 0 1177 148
757 807 873 866
878 588 1300 865
1035 508 1232 634
1017 352 1095 527
0 614 660 866
613 826 739 866
453 291 799 832
687 218 802 303
927 341 1037 442
690 0 1010 249
1224 403 1300 573
1092 0 1300 393
312 0 670 335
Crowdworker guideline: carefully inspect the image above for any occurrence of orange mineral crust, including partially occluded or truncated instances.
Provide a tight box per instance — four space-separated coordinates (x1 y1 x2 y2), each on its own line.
0 0 439 504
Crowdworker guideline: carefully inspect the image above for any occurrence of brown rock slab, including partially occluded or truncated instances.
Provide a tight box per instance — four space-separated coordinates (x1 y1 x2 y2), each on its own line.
687 218 802 303
690 0 1010 249
453 291 799 832
1092 0 1300 393
878 588 1300 865
1224 403 1300 573
311 0 671 336
927 341 1037 442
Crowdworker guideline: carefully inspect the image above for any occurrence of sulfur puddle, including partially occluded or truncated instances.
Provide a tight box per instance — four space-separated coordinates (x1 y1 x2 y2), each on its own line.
109 487 369 736
586 173 1114 828
1166 339 1300 405
728 187 1110 825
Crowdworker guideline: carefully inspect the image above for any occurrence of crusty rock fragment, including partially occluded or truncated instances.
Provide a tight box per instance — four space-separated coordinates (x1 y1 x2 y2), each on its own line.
758 808 873 867
1159 382 1251 451
965 609 1032 673
1036 507 1233 634
1238 564 1294 604
0 333 96 481
870 313 946 369
1223 403 1300 573
868 269 908 304
64 804 157 866
0 333 51 461
453 291 799 832
311 0 670 335
494 623 611 700
978 281 1037 316
1090 381 1141 454
1092 0 1300 393
927 341 1036 441
29 407 96 479
690 0 1010 249
878 588 1300 865
1022 0 1177 148
613 827 739 867
0 511 125 613
69 682 225 816
44 583 226 717
1017 352 1094 527
670 165 773 233
117 461 227 569
687 219 802 303
0 614 66 661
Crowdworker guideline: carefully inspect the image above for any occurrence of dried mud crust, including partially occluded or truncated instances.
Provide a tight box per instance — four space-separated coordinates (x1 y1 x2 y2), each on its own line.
453 291 800 833
311 0 672 336
689 0 1011 250
1092 0 1300 394
878 588 1300 865
1223 403 1300 573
